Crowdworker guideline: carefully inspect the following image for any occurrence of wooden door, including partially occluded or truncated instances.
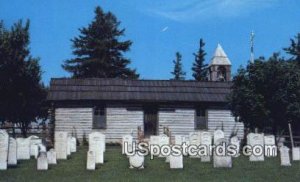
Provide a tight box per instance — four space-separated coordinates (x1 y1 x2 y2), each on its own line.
144 107 158 137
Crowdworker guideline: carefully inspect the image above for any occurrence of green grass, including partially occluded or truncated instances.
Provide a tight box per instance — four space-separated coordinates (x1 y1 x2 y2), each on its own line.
1 146 300 182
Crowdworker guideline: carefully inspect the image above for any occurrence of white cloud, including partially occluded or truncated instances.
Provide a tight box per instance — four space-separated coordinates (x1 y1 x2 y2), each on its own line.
146 0 278 22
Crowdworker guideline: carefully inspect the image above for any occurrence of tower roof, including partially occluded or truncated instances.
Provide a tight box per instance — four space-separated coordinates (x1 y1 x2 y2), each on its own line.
210 44 231 66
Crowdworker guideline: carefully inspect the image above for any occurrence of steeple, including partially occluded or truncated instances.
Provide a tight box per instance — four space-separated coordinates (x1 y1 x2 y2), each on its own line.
210 44 231 66
208 44 232 82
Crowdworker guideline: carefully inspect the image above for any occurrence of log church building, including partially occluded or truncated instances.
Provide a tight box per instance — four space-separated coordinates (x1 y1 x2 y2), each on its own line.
47 44 244 143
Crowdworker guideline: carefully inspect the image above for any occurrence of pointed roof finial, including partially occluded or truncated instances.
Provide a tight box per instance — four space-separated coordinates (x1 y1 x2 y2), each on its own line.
210 43 231 66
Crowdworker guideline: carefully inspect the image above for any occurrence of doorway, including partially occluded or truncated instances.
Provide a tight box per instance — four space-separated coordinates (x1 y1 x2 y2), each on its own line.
143 106 158 137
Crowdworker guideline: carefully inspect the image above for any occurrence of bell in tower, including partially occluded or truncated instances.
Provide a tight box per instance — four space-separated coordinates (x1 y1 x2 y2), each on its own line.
208 44 232 81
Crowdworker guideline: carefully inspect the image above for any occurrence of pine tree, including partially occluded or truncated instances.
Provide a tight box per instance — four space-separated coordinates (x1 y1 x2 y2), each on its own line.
192 38 208 81
284 33 300 65
171 52 186 80
62 6 139 79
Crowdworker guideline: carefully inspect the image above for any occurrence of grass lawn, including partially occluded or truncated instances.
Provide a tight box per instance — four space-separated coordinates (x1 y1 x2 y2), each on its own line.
0 146 300 182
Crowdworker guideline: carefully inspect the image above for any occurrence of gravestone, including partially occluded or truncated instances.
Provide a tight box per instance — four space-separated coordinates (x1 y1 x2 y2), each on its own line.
87 151 96 170
149 136 160 156
28 135 42 158
213 130 225 145
67 136 71 156
37 152 48 170
89 132 105 164
174 135 188 156
129 153 144 169
189 132 200 158
200 132 212 162
213 139 232 168
70 137 76 153
264 135 277 157
292 147 300 161
31 145 39 159
47 149 57 164
0 130 9 170
8 137 17 166
280 146 291 166
122 135 134 155
247 133 264 161
169 154 183 169
159 135 169 157
54 131 68 159
174 135 185 145
277 137 285 148
16 138 30 160
230 136 240 157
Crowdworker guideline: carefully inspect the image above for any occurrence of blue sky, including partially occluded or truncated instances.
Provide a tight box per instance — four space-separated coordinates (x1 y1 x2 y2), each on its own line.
1 0 300 84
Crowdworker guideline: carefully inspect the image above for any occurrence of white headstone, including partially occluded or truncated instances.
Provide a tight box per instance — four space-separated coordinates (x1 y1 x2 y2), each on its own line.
230 136 240 157
70 137 76 153
86 151 96 170
292 147 300 161
122 135 134 155
174 135 189 156
214 130 225 145
8 137 17 166
28 135 42 158
89 132 105 164
200 132 212 162
189 132 200 146
149 136 160 156
16 138 30 160
170 154 183 169
129 153 144 169
67 137 71 156
31 145 39 159
0 130 9 170
189 132 200 158
213 139 232 168
174 135 185 145
47 149 57 165
149 136 160 146
55 131 68 159
247 133 264 161
264 135 277 157
280 146 291 166
37 152 48 170
159 135 169 157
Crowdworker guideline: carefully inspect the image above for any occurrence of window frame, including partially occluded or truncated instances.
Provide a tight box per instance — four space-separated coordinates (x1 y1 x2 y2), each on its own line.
195 107 208 130
92 106 107 129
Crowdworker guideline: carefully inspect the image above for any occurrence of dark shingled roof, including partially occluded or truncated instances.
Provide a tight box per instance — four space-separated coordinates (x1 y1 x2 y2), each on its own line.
47 78 232 103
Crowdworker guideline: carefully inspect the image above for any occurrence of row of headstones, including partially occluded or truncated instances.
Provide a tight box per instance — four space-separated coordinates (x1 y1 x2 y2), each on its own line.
0 130 77 170
247 133 300 166
37 131 77 170
121 130 300 169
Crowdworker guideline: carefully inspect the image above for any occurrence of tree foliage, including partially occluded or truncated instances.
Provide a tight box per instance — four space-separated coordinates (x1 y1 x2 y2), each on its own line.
228 53 300 134
171 52 186 80
0 20 47 137
62 6 139 79
192 38 208 81
284 33 300 64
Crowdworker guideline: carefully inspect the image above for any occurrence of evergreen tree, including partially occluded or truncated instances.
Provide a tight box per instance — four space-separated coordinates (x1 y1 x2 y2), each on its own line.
0 20 47 137
192 38 208 81
171 52 186 80
62 6 139 79
284 33 300 64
